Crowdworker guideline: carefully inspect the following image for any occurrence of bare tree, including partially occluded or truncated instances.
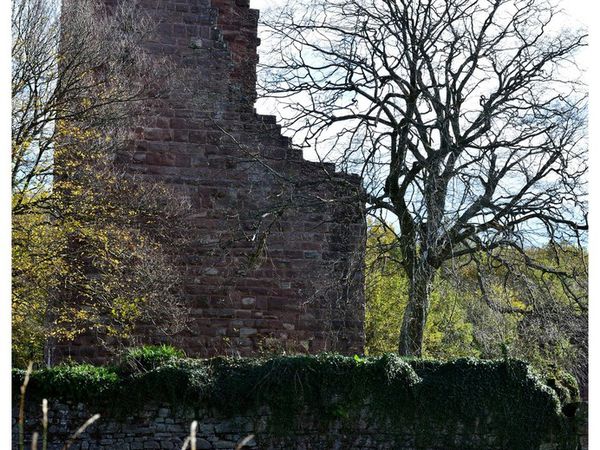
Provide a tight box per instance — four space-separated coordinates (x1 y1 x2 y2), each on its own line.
259 0 587 356
12 0 167 213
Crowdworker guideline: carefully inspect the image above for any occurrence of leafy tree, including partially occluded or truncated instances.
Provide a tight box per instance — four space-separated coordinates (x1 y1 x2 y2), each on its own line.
12 0 189 366
365 221 478 358
365 220 587 393
463 244 588 392
260 0 587 355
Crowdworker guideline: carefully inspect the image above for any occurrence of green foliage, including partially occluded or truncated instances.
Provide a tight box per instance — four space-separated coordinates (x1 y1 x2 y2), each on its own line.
13 353 577 449
14 364 120 405
365 223 478 358
119 345 186 374
406 358 568 448
545 369 581 406
12 148 189 368
364 221 587 391
205 353 419 429
11 0 190 367
12 199 65 367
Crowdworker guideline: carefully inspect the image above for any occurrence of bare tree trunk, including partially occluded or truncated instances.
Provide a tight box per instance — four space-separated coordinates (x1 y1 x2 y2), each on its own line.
399 262 435 356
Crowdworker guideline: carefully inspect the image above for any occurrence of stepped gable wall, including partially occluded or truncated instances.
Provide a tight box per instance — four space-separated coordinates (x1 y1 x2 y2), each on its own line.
58 0 366 361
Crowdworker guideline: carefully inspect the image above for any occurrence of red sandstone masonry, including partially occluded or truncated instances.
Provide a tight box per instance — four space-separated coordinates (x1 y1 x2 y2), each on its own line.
57 0 366 361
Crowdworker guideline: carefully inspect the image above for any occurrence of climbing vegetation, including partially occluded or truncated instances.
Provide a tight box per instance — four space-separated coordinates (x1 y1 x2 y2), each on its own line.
13 351 578 449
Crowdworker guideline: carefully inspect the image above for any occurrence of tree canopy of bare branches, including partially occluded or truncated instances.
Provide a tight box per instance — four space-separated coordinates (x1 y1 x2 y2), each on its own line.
259 0 587 356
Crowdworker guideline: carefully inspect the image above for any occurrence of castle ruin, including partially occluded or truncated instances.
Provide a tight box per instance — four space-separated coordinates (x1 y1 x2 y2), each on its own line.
59 0 366 360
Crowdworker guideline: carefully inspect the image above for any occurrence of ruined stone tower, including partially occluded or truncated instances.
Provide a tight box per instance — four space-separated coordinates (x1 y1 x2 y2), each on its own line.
60 0 366 360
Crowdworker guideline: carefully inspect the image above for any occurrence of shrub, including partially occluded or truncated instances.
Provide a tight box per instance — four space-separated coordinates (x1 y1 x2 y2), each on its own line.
13 364 120 405
12 352 579 449
118 345 185 374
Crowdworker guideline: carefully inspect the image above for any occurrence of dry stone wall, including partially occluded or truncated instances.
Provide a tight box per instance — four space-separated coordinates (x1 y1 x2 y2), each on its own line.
12 356 585 450
58 0 366 361
13 400 582 450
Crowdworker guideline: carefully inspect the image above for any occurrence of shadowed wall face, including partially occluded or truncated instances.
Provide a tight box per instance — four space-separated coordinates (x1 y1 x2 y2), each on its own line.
58 0 366 360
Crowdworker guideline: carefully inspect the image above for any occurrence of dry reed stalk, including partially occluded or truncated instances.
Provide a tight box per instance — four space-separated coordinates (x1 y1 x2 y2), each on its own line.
18 362 34 450
190 420 197 450
180 437 190 450
180 420 198 450
62 414 101 450
236 434 255 450
42 399 48 450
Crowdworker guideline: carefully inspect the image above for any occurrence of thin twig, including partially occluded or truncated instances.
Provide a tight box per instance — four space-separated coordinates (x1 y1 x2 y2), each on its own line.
62 414 101 450
236 434 256 450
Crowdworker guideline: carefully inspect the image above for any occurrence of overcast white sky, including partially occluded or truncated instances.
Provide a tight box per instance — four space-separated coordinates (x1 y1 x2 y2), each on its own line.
248 0 591 235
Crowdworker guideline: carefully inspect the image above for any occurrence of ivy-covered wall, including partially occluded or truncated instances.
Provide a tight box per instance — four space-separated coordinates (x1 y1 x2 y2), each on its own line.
13 354 585 450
